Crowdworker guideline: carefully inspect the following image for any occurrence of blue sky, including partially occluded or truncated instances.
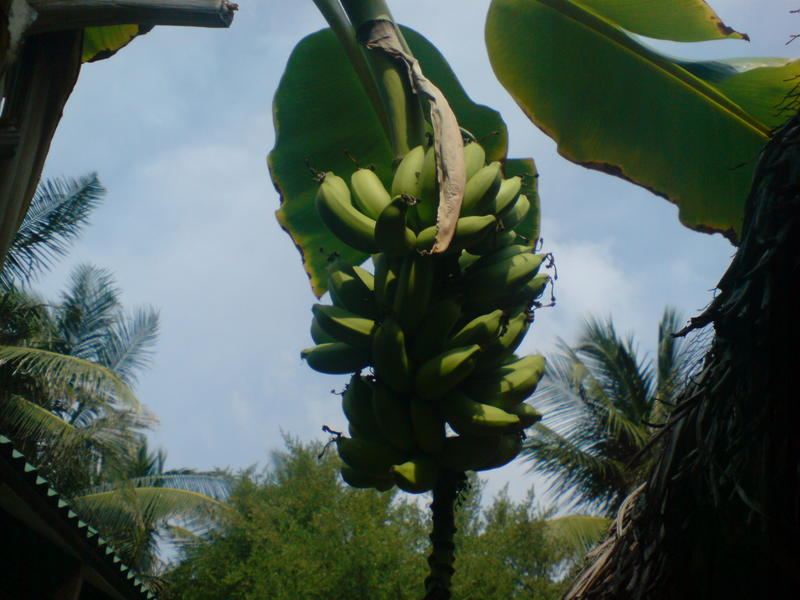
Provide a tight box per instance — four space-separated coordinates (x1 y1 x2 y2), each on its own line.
39 1 798 504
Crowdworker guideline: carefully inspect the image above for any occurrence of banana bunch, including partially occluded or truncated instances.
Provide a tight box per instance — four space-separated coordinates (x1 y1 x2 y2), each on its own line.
303 142 552 494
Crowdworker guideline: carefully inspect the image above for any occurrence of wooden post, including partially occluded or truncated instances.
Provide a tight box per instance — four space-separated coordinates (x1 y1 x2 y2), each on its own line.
27 0 238 33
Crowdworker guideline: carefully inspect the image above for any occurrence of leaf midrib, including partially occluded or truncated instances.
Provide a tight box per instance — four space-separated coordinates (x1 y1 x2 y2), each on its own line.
536 0 771 138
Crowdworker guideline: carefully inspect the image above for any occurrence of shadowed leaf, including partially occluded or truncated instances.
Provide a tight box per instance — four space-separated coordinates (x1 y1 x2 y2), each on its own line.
486 0 799 242
269 27 517 296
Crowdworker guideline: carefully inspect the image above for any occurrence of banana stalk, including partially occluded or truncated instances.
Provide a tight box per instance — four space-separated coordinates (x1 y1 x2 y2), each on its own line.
423 470 467 600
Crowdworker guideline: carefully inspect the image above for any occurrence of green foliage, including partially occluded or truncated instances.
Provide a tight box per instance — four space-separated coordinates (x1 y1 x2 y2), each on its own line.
0 173 105 289
485 0 799 242
269 26 522 297
164 438 595 600
523 308 690 515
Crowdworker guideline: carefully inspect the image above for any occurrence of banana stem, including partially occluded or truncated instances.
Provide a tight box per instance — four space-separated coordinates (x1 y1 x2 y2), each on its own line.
311 0 392 146
423 469 467 600
339 0 427 160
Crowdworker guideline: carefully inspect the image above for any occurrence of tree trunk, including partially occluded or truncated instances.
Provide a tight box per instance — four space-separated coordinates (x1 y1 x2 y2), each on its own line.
565 111 800 599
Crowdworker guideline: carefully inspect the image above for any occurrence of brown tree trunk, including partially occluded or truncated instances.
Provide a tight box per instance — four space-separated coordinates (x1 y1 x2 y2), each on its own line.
566 112 800 599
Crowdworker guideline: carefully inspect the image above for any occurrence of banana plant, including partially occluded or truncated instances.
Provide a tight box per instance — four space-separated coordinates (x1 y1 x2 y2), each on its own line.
270 2 549 598
270 1 538 297
485 0 799 243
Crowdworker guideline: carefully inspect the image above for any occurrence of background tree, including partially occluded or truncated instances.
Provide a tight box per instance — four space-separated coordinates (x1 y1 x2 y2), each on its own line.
0 175 230 585
523 308 690 516
164 437 606 600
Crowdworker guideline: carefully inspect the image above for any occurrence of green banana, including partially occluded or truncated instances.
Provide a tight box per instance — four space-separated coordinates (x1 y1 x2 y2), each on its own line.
441 391 522 436
351 168 391 219
500 193 530 232
469 354 546 407
462 252 546 290
463 141 486 179
351 265 375 292
504 273 550 308
391 145 425 198
340 465 394 491
466 230 517 256
460 253 545 313
311 304 375 349
409 297 463 363
461 162 502 216
414 344 481 400
336 436 405 476
375 196 416 255
372 317 413 393
457 251 482 272
415 215 497 253
466 245 536 273
446 309 504 349
301 343 371 374
393 254 435 334
439 434 502 471
491 176 522 215
372 253 402 310
410 397 445 455
474 309 531 373
476 434 523 471
391 457 438 494
315 172 379 254
416 145 438 229
371 380 416 453
507 402 542 428
327 263 377 318
342 375 384 444
310 317 336 344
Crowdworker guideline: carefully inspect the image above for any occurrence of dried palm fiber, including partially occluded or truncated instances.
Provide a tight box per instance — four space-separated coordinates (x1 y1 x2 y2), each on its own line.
565 111 800 600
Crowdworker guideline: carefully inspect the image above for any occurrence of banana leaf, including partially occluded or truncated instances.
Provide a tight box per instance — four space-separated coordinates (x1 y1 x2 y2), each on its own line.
270 27 532 297
82 25 152 63
486 0 800 242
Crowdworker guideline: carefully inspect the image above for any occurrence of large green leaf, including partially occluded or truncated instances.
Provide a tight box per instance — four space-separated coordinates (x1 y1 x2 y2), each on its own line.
270 27 515 296
486 0 800 242
576 0 747 41
82 25 151 63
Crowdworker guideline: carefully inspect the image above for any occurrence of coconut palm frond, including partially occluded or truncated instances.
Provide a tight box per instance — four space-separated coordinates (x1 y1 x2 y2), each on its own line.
98 307 160 386
73 486 229 522
577 318 654 419
56 264 121 359
524 423 627 514
0 288 53 346
0 345 138 408
0 394 80 445
90 472 233 501
537 350 649 454
656 308 689 406
0 174 105 288
545 514 611 555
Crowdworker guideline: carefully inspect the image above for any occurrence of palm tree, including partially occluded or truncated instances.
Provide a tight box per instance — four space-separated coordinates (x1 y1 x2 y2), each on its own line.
71 437 231 581
522 308 691 516
0 263 159 495
0 176 230 583
0 173 105 290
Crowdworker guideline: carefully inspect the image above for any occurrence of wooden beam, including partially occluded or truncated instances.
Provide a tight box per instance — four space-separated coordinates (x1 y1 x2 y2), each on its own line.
27 0 238 33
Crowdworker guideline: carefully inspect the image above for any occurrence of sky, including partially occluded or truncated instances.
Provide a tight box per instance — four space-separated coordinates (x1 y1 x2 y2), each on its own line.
38 0 799 506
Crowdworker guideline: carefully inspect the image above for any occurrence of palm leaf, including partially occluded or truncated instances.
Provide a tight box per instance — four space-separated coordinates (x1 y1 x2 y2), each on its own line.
523 423 628 514
0 345 137 408
1 174 105 288
97 307 160 386
56 264 121 360
544 514 611 554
